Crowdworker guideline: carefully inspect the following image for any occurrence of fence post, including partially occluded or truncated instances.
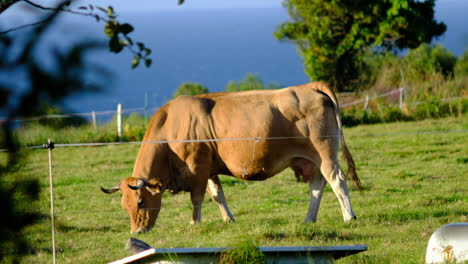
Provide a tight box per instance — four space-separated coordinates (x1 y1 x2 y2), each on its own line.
117 104 122 141
44 139 56 264
364 95 369 111
91 111 97 129
399 87 404 111
399 68 406 111
144 92 149 123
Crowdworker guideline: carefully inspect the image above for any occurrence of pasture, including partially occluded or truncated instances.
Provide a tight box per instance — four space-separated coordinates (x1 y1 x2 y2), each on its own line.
2 116 467 263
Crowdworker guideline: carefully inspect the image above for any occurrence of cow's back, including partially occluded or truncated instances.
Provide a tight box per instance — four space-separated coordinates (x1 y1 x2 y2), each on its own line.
205 85 337 180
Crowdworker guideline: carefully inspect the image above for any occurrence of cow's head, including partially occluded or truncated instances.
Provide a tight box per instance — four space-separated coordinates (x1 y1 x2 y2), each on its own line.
101 177 163 234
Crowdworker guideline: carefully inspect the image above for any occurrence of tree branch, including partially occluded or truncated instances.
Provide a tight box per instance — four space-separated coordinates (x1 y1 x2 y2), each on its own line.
22 0 58 11
0 17 52 34
0 0 109 35
23 0 109 20
0 0 20 13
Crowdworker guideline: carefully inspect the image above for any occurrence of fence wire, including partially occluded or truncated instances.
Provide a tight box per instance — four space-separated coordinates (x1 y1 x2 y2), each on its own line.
0 129 466 153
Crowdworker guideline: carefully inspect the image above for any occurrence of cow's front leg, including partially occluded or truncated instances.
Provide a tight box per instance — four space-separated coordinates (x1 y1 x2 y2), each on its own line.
206 176 235 222
304 166 327 223
190 180 207 225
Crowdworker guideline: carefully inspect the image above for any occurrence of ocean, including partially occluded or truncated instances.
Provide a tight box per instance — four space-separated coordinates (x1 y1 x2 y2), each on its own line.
2 3 467 117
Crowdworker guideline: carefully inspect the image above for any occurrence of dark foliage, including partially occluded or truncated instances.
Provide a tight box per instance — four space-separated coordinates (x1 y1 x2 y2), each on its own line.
0 5 107 262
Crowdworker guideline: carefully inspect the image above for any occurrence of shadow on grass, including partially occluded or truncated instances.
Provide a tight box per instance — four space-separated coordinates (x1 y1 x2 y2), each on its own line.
57 223 119 233
293 224 364 241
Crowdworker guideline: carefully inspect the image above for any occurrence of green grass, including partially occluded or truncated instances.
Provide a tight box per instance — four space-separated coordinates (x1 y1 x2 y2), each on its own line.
1 116 467 263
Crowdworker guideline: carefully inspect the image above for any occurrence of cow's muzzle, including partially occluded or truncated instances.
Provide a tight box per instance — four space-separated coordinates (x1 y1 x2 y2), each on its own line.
131 227 151 234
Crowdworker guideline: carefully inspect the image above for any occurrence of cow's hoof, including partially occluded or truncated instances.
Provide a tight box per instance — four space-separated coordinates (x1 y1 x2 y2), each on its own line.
131 227 151 234
344 215 357 223
349 215 357 221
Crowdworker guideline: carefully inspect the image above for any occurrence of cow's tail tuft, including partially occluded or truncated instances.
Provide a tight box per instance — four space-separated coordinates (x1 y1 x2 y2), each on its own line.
310 82 363 193
341 136 363 193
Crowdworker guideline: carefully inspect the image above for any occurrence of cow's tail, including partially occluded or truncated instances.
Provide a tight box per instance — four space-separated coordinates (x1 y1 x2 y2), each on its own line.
311 82 363 193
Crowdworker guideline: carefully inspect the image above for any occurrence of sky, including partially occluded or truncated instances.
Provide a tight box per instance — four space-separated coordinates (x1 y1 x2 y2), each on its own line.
7 0 284 13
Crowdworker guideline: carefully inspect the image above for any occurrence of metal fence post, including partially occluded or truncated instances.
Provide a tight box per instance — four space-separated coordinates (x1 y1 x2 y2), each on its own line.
117 104 122 141
44 139 56 264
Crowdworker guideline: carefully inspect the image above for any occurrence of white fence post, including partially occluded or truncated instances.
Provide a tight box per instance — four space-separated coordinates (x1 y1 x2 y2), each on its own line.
91 111 96 129
45 139 57 264
117 104 122 141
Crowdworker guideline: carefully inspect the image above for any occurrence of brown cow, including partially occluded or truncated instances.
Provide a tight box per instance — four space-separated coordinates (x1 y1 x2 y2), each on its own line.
101 82 362 234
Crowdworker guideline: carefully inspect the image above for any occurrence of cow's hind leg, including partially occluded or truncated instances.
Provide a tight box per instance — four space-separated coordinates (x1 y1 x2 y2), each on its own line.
304 164 327 223
206 176 235 222
292 158 327 223
319 158 356 222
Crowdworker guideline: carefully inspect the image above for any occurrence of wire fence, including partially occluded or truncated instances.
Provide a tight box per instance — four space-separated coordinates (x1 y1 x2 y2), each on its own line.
1 128 466 153
2 88 466 124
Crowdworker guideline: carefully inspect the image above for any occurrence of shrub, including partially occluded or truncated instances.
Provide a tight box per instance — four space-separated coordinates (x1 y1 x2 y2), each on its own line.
454 48 468 79
403 44 456 81
173 82 209 98
31 104 88 129
359 49 402 91
411 97 467 120
341 97 467 127
226 73 280 92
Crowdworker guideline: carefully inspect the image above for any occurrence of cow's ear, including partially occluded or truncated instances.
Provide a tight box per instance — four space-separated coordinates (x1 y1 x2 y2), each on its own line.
145 179 162 195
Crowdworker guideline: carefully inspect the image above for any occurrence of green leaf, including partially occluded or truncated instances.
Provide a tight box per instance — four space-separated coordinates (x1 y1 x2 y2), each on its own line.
144 48 151 56
119 23 134 35
109 36 123 53
145 59 152 68
107 6 114 17
131 55 140 69
126 36 134 46
136 42 144 50
104 21 119 37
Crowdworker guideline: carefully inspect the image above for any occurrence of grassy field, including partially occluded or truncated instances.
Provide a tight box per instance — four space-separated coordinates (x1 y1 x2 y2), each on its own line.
2 116 467 263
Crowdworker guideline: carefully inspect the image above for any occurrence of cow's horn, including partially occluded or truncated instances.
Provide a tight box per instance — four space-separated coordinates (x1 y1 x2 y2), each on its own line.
128 178 145 190
100 184 121 194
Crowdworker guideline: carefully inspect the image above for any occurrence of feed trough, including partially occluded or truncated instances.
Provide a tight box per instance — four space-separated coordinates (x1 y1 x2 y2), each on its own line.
109 238 367 264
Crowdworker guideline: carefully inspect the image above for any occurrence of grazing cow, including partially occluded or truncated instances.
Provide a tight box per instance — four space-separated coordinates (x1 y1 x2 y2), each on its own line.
101 82 362 234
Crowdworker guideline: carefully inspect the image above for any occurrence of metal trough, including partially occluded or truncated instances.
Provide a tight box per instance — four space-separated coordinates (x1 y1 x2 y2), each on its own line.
109 239 367 264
